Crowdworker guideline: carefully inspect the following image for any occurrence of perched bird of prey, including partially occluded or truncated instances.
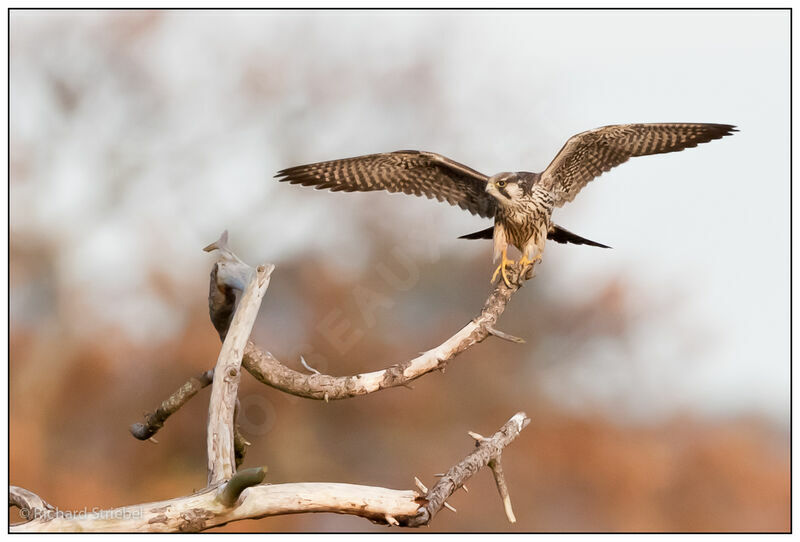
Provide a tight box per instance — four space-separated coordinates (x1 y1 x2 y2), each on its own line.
276 123 736 286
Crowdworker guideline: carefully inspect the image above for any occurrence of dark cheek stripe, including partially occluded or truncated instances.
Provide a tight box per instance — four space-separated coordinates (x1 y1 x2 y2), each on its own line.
498 186 510 199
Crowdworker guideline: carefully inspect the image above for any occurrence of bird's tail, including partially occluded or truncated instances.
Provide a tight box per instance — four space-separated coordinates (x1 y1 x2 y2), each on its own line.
458 227 494 240
548 225 610 248
458 225 610 248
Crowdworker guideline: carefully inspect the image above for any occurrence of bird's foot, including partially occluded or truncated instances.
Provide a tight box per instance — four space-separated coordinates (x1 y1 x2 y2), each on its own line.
517 254 542 282
491 253 516 288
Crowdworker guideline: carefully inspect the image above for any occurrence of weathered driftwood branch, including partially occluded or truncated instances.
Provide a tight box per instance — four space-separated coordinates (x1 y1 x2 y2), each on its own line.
408 412 530 526
15 232 536 531
11 412 529 532
205 239 274 485
77 231 533 531
9 482 420 532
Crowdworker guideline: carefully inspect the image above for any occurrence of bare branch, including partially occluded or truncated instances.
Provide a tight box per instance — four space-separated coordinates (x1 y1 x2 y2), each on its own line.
206 255 274 485
242 266 527 401
487 326 526 344
407 412 530 527
129 370 214 440
128 244 529 441
13 413 530 531
98 233 535 532
11 483 421 532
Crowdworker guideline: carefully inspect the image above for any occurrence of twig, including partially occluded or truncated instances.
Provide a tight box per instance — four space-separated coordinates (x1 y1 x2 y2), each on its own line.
486 326 526 344
406 412 530 527
129 370 214 440
206 249 274 485
300 355 321 375
488 456 516 524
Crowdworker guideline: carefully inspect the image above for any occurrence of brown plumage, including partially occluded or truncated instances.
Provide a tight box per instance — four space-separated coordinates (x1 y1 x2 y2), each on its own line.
277 150 497 217
276 123 736 286
539 123 737 206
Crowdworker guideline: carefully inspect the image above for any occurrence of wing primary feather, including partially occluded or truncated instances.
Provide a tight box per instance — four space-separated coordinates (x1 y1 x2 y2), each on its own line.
540 123 736 207
275 151 497 218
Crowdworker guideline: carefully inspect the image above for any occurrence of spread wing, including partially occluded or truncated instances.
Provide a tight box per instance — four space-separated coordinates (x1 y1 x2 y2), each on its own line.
275 150 497 218
539 123 737 207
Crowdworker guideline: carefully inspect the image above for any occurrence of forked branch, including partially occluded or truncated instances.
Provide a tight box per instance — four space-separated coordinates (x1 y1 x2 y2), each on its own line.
130 236 529 439
12 412 530 531
408 412 530 526
31 231 535 532
204 232 274 484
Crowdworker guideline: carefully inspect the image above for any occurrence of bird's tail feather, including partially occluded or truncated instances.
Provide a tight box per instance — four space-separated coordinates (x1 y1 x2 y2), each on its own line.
458 225 610 248
458 227 494 240
548 225 610 248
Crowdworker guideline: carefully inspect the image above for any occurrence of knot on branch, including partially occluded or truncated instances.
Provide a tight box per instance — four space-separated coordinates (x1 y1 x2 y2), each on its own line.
216 467 268 507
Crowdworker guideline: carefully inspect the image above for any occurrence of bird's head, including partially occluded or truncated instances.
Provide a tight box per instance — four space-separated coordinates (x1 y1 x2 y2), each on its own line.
486 172 524 205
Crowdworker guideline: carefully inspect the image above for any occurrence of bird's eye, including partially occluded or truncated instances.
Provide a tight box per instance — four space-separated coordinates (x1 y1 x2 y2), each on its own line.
497 180 507 188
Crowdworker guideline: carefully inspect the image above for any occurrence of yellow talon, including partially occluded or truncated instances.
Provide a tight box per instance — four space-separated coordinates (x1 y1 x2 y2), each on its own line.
491 248 515 288
518 253 542 268
516 253 542 282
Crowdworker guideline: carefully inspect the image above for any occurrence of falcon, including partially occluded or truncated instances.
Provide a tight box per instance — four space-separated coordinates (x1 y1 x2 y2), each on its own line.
276 123 736 287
